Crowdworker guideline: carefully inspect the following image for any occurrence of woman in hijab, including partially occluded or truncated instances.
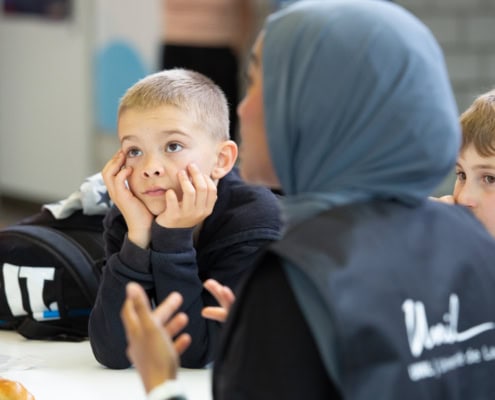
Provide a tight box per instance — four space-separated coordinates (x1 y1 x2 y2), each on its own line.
121 1 495 399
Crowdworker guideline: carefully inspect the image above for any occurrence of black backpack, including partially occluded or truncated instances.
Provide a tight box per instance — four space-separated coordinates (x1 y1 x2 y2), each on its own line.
0 209 105 341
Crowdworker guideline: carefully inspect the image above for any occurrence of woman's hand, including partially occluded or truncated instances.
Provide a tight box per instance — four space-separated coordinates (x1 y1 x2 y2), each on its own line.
102 151 153 248
121 283 191 394
201 279 236 323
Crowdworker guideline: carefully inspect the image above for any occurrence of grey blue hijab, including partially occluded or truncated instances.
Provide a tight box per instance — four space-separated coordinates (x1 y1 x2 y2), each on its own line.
261 0 462 386
262 0 460 225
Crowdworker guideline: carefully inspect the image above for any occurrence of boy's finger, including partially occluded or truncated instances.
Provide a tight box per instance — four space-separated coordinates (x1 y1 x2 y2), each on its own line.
204 176 218 210
187 164 208 207
114 166 132 187
103 151 126 177
165 189 180 215
178 169 196 209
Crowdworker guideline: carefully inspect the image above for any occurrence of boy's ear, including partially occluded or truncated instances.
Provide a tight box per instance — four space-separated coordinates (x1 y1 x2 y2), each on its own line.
212 140 238 180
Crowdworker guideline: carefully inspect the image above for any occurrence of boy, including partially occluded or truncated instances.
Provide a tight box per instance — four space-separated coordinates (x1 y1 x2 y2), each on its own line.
88 69 282 369
435 89 495 237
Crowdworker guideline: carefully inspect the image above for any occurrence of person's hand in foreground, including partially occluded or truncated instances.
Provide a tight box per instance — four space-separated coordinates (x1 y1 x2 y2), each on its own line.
201 279 236 323
121 282 191 394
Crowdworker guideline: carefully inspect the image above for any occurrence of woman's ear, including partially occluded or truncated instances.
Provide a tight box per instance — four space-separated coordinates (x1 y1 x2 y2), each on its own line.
211 140 238 180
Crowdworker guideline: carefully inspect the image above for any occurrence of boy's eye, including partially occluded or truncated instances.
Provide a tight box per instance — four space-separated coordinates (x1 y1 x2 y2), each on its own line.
166 143 183 153
455 171 466 181
482 175 495 184
126 148 142 158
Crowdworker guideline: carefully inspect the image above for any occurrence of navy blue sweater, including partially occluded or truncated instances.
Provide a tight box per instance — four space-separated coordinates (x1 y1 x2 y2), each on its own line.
88 169 282 369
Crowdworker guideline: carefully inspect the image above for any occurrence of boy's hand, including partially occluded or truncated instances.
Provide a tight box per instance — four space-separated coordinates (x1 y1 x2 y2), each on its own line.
429 195 455 204
201 279 236 323
156 164 218 228
121 283 191 394
102 151 153 248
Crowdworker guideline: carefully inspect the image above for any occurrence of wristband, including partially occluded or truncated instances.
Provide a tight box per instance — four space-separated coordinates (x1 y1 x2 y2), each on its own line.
147 380 187 400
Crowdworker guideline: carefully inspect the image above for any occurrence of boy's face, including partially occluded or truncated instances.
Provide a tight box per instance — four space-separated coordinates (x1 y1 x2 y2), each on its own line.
118 104 221 215
453 144 495 238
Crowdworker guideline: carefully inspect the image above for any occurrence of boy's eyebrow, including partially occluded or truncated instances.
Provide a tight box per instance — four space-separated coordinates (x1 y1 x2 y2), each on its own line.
473 163 495 170
458 161 495 171
120 130 190 143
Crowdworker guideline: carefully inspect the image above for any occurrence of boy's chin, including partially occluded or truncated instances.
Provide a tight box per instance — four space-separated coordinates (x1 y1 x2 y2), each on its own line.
144 202 166 217
142 193 183 217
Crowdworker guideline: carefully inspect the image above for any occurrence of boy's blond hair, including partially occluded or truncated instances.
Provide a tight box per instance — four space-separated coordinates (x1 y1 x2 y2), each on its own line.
460 89 495 157
118 68 230 141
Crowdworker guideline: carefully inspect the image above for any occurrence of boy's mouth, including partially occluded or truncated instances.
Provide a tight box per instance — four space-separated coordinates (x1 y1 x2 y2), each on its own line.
143 187 167 196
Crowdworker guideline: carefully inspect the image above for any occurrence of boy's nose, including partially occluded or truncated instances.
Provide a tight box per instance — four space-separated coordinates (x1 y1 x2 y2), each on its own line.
456 186 478 208
142 158 165 178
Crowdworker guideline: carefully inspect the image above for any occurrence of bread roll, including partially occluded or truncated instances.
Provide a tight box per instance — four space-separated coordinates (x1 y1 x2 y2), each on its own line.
0 378 35 400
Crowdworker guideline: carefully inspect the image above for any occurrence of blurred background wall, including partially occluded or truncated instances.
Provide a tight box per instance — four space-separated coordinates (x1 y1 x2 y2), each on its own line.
0 0 494 204
398 0 495 113
0 0 162 201
396 0 495 193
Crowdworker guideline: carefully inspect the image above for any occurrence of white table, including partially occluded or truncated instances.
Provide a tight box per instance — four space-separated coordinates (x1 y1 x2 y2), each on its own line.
0 331 212 400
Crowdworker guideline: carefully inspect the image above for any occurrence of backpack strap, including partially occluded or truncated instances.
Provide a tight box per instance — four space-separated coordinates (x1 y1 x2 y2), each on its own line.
16 316 87 342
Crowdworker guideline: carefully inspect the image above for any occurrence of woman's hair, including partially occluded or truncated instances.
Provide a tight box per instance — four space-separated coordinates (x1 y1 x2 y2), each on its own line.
460 89 495 157
118 68 230 141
